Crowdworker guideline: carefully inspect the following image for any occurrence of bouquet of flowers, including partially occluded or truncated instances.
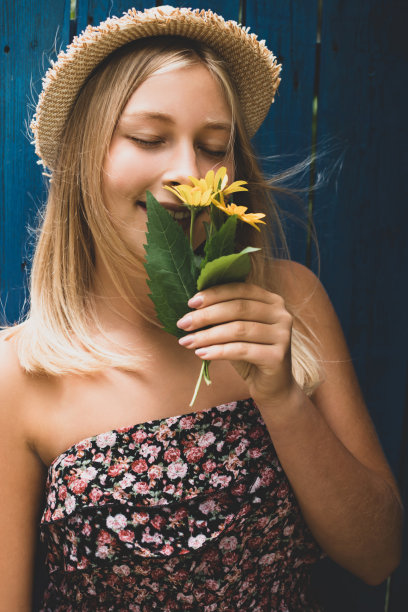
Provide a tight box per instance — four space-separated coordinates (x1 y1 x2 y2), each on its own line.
144 167 266 406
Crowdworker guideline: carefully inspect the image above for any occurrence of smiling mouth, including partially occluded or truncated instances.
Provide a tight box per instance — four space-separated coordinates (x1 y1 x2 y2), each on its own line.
137 201 191 221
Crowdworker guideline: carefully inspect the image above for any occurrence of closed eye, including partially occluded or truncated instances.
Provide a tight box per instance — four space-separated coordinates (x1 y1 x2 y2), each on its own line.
129 137 164 148
200 147 227 159
128 137 227 158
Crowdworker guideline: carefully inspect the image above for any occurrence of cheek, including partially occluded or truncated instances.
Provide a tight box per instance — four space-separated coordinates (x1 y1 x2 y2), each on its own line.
103 149 134 199
103 139 155 202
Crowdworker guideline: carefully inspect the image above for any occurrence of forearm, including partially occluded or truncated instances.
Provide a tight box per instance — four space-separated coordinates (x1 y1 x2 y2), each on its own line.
178 278 403 583
257 386 403 584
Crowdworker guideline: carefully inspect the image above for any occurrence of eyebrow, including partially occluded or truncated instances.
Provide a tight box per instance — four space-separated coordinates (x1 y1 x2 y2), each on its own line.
120 111 231 131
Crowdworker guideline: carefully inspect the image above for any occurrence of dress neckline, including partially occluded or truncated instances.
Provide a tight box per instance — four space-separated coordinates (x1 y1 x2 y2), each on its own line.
47 397 254 471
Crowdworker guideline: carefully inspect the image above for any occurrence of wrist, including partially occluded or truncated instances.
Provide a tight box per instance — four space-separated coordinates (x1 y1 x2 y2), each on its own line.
255 382 311 435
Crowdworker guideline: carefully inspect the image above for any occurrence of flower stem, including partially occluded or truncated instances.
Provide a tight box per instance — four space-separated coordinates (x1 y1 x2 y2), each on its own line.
209 204 215 240
189 359 212 407
203 359 211 385
189 209 197 248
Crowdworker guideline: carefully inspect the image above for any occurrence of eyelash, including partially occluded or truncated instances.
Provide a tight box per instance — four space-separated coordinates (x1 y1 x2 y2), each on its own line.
201 147 227 159
130 137 163 148
129 137 227 159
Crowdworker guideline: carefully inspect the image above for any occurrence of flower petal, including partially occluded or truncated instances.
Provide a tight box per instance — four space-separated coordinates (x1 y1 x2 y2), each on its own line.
198 178 208 192
201 188 213 205
223 181 248 196
220 174 228 191
192 188 201 206
164 185 187 204
214 167 227 191
163 185 181 197
204 169 214 189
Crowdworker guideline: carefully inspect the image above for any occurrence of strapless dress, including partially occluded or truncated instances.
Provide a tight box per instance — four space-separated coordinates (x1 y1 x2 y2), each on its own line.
39 398 323 611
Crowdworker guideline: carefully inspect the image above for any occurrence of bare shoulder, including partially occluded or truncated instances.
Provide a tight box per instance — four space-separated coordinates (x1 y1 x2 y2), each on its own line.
0 333 48 472
0 330 46 478
0 335 46 608
269 259 329 317
267 259 339 339
0 334 28 410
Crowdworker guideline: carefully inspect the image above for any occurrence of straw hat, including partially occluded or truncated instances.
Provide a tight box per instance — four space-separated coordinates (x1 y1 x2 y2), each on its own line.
31 5 281 171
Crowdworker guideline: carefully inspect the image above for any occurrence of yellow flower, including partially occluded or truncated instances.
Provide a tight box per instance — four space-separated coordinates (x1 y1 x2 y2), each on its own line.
190 167 248 197
164 167 248 208
213 199 266 231
164 183 213 208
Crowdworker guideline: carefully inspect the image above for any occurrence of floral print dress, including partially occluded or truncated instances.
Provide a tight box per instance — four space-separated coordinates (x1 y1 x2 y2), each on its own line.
39 398 323 611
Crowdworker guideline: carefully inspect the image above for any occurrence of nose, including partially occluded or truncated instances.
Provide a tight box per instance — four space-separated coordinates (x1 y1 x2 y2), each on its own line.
162 141 200 187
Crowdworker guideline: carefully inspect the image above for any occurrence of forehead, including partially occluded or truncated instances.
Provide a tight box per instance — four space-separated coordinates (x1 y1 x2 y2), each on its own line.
120 63 232 126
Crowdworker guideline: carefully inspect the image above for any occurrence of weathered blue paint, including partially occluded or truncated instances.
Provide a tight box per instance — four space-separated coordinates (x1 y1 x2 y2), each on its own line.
76 0 147 35
0 0 71 324
313 1 407 608
172 0 240 21
246 0 319 265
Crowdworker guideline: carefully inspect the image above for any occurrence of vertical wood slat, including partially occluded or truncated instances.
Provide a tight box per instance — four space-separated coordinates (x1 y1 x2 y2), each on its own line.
313 1 408 609
245 0 319 264
314 0 408 471
171 0 240 22
315 0 408 504
76 0 147 34
0 0 71 324
76 1 240 38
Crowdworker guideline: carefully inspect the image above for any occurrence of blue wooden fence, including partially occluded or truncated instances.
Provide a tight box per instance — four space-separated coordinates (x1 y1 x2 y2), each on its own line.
1 1 407 609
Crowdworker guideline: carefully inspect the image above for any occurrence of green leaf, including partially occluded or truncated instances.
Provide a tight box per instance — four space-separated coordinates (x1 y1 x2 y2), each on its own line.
203 221 211 242
197 246 260 292
210 202 227 230
193 253 203 271
203 215 237 267
144 192 197 337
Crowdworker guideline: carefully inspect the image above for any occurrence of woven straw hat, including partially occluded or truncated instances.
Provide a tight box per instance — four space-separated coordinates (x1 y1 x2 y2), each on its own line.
31 5 281 171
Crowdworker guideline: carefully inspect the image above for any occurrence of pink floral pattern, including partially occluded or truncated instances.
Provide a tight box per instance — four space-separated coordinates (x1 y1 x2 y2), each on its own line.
39 399 323 611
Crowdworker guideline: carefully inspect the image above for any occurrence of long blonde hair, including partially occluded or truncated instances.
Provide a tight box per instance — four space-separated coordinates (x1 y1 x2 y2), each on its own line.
3 37 323 393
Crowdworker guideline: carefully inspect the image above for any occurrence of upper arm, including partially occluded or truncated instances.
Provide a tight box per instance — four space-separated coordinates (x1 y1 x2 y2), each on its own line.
0 338 46 610
277 260 401 500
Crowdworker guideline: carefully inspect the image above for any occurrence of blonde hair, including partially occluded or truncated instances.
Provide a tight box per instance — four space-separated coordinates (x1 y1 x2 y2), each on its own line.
3 37 323 393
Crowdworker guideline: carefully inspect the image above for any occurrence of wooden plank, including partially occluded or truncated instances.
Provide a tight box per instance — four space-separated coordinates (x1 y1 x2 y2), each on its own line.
76 0 146 34
170 0 240 22
76 1 240 35
315 0 408 478
0 0 71 324
245 0 319 264
313 0 408 609
0 3 71 604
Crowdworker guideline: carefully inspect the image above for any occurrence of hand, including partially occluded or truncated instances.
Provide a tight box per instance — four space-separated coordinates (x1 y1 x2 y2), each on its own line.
177 283 298 407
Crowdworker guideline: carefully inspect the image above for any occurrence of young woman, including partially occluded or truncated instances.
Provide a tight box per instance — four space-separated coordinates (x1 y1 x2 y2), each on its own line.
0 6 402 611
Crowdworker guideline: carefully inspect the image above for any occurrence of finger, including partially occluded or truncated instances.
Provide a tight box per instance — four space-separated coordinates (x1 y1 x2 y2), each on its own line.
179 321 291 350
194 341 287 367
187 283 285 310
177 299 292 332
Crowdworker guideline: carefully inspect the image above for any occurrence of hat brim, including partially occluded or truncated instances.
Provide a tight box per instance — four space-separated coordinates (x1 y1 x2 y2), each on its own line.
31 6 281 170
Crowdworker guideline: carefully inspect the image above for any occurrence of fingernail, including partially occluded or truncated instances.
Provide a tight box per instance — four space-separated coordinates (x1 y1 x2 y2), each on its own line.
178 335 194 347
195 348 208 357
177 314 192 329
188 294 203 308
